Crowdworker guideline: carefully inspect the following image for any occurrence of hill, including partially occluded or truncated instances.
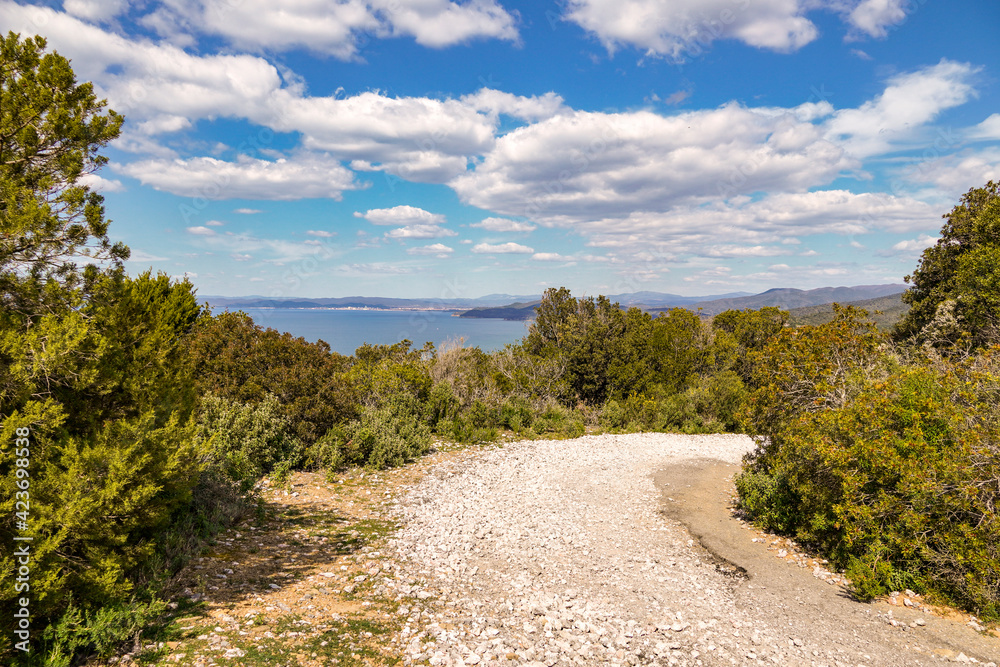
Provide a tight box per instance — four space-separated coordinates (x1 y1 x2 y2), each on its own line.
460 284 909 321
786 293 910 330
686 284 907 316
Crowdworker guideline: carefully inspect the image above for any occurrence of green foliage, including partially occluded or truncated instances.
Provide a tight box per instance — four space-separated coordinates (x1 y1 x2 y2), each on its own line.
897 181 1000 350
41 598 167 666
525 288 626 403
318 392 431 470
194 393 303 493
0 32 127 310
531 401 585 439
711 306 788 384
737 348 1000 618
740 304 887 437
186 310 355 445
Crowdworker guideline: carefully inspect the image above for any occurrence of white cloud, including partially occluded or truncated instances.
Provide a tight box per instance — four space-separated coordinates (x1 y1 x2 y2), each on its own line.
452 103 853 222
205 220 226 227
354 205 446 226
472 242 534 254
471 217 537 232
970 114 1000 141
407 243 455 257
281 91 496 183
234 208 263 214
574 190 941 259
187 226 217 236
460 89 567 122
373 0 518 49
903 147 1000 197
385 225 458 239
563 0 819 58
532 252 573 261
823 60 979 158
78 173 125 193
847 0 909 39
176 0 518 59
120 154 361 200
63 0 127 21
306 230 337 238
890 234 937 253
337 262 416 275
127 249 169 263
704 245 786 258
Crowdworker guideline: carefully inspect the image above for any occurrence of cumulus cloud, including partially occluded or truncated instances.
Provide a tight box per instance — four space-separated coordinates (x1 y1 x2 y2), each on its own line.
119 0 517 60
846 0 909 39
78 173 125 193
385 224 458 239
234 208 263 214
970 114 1000 141
574 190 942 260
119 154 361 200
407 243 455 257
823 60 979 158
280 91 497 183
889 234 937 254
186 226 217 236
563 0 819 58
460 89 567 122
306 230 337 238
472 242 534 254
451 103 853 222
902 147 1000 198
354 205 446 226
63 0 128 21
471 217 537 232
532 252 573 261
0 5 506 184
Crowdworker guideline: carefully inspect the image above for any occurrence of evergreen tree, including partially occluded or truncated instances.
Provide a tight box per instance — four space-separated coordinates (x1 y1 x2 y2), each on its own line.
896 181 1000 349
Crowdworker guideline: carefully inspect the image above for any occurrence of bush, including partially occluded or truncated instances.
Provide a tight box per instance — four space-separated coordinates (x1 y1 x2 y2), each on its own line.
532 401 585 438
194 393 304 493
186 311 355 446
737 357 1000 618
319 393 431 470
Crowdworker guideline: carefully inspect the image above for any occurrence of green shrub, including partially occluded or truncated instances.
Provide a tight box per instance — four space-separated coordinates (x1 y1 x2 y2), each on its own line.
194 393 303 493
599 399 626 431
532 402 585 438
41 598 167 667
737 358 1000 618
320 393 431 470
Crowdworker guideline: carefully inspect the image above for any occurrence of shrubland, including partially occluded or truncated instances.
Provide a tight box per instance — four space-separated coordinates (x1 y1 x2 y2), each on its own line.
2 28 998 665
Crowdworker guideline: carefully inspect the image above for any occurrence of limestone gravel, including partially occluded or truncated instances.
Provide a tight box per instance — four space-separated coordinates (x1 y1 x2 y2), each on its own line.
386 433 998 667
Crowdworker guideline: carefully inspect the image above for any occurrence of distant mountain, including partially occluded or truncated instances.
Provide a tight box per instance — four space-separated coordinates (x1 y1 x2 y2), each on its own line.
605 290 754 307
459 284 908 320
786 293 910 330
200 294 542 310
203 285 910 321
460 301 541 320
686 284 908 316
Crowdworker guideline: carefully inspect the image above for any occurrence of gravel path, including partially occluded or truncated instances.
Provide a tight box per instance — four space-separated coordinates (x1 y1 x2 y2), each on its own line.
387 433 1000 667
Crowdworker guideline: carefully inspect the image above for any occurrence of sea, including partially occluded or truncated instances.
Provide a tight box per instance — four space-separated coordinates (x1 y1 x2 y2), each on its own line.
236 308 532 356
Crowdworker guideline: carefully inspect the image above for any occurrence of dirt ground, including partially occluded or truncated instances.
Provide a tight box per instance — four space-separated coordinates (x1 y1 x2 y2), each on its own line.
98 444 998 666
654 460 1000 665
104 442 487 667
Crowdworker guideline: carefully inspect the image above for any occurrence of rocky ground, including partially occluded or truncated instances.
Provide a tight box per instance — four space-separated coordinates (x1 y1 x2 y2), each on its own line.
117 433 999 666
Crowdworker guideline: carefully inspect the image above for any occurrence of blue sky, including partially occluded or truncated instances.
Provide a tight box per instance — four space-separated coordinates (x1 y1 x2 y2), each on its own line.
5 0 1000 299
